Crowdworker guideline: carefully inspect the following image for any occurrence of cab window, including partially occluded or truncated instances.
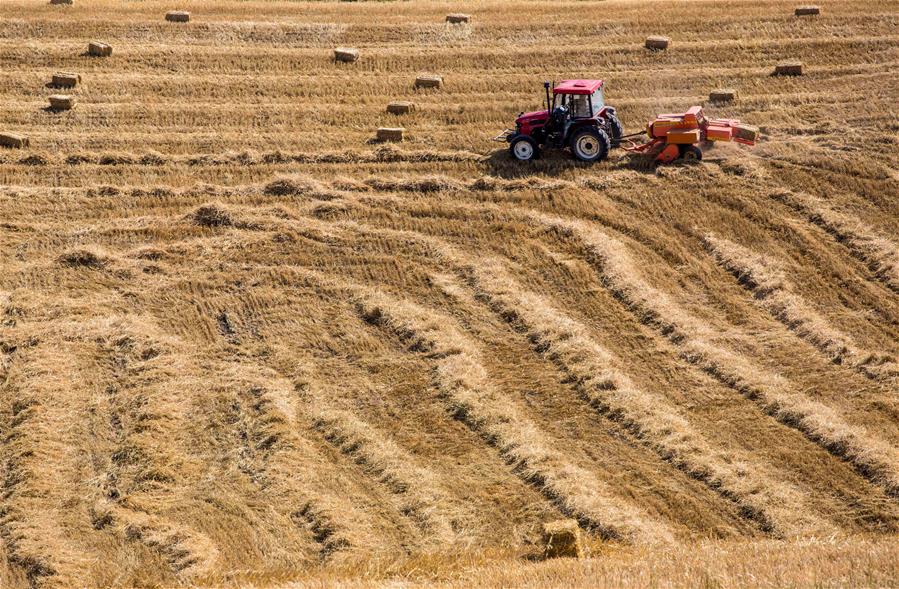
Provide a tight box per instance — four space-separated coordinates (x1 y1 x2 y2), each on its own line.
591 88 605 115
568 95 591 118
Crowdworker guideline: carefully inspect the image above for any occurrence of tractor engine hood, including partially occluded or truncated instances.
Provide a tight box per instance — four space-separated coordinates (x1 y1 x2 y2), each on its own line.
516 110 549 125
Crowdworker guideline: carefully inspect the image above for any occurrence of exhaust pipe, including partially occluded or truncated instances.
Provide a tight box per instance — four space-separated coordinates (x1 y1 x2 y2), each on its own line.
544 80 551 114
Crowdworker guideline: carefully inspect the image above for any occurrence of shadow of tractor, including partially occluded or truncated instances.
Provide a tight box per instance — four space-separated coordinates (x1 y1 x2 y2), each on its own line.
483 146 662 178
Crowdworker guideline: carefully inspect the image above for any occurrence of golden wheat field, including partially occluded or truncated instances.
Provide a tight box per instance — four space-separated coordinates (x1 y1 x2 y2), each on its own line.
1 0 898 587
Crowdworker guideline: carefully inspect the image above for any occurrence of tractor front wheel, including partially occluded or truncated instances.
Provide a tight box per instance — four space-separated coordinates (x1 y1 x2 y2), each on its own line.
510 136 539 161
571 128 610 162
680 145 703 161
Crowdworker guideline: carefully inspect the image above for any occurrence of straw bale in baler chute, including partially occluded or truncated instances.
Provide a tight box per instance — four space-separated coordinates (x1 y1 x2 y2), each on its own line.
541 519 584 559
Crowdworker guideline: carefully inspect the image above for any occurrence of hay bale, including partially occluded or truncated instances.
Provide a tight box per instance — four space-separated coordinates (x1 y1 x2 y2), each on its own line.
542 519 584 559
0 132 29 149
51 72 81 88
795 5 820 15
645 36 670 50
165 10 191 23
88 41 112 57
387 101 415 115
709 88 736 103
48 94 75 111
774 61 803 76
376 127 404 142
446 13 470 24
414 74 442 89
334 48 359 63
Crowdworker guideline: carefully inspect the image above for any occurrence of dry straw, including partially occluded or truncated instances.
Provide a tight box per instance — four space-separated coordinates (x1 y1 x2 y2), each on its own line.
645 36 669 50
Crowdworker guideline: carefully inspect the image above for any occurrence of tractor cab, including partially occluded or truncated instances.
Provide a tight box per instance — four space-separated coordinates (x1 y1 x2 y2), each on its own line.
552 79 606 120
498 79 623 163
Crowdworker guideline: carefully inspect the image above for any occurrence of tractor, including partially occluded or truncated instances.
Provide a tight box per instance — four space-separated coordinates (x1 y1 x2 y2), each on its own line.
494 79 623 163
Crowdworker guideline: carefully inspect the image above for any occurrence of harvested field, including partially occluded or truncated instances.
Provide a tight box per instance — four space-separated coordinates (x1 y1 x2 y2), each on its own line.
0 0 897 587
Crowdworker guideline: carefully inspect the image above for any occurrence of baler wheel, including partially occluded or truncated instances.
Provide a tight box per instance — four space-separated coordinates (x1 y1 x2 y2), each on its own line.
680 145 703 161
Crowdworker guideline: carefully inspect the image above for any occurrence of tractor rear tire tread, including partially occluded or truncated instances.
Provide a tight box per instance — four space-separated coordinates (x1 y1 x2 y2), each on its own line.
606 114 624 145
570 128 611 162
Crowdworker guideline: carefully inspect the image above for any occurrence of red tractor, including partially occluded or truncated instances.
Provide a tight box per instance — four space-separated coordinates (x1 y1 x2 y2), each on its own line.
495 79 623 163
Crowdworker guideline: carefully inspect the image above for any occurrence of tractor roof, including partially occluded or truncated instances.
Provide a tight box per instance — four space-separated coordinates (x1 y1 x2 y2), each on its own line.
553 79 603 95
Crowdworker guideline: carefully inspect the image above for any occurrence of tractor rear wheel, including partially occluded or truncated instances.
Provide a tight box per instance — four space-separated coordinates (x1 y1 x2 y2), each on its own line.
680 145 702 161
606 113 624 145
570 128 610 162
510 136 539 161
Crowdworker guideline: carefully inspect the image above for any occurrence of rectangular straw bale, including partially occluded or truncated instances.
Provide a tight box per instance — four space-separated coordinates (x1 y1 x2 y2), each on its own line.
645 36 670 50
446 14 470 24
334 47 359 63
542 520 584 559
49 94 75 110
795 5 820 15
387 101 415 115
774 61 803 76
88 41 112 57
0 133 29 149
709 89 736 102
165 11 191 22
376 127 404 142
415 74 442 89
52 72 81 88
